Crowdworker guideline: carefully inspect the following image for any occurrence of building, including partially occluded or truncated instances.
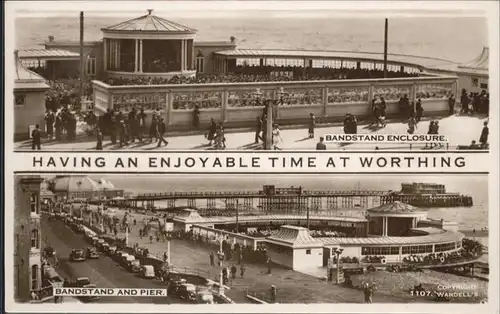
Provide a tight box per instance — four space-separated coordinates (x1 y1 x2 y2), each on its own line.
14 53 50 141
266 225 324 271
401 183 446 194
46 175 124 201
456 46 489 94
14 176 44 302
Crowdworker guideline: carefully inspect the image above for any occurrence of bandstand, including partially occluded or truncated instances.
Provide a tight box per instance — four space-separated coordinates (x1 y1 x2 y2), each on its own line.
102 9 197 80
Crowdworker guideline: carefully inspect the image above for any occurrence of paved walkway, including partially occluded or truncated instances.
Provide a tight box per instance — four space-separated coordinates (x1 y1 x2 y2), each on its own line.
16 114 488 151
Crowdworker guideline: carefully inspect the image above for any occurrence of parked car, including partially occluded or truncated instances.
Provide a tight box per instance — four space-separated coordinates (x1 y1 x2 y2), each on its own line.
107 246 117 256
74 278 100 302
127 260 141 273
177 283 197 301
196 290 214 304
86 247 99 259
168 279 188 295
141 265 156 279
69 249 86 262
121 255 135 267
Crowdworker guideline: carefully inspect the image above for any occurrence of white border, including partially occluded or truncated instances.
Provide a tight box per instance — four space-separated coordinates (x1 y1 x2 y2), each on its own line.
4 1 499 313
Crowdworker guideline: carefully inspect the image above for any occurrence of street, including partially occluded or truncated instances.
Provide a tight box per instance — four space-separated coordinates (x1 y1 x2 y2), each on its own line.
41 215 187 304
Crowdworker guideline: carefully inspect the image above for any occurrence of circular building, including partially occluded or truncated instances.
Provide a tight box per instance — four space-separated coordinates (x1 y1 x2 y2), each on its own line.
49 175 124 200
367 201 427 237
101 9 197 79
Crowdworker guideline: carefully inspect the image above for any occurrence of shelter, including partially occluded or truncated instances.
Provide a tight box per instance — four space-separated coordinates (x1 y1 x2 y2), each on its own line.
173 209 208 231
366 201 427 237
18 48 81 80
266 225 323 270
101 9 197 79
14 51 50 141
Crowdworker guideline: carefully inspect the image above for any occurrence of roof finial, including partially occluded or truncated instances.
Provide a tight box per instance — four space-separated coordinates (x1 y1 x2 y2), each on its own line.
147 9 153 15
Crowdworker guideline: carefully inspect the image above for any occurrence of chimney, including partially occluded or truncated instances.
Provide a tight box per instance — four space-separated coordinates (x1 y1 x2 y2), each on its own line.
230 36 236 44
147 9 153 15
48 35 54 42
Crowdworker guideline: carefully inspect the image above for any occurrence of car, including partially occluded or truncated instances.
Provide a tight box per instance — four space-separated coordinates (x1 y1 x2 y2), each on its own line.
127 260 141 273
75 277 91 287
177 283 197 301
107 246 117 256
121 255 135 267
48 213 57 221
86 247 99 259
140 265 156 279
96 239 106 250
196 290 214 304
102 243 110 253
168 279 188 295
69 249 86 262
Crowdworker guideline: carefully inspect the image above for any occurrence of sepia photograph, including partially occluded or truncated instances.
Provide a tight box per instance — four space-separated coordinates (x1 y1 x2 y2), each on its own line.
9 3 490 151
14 173 489 304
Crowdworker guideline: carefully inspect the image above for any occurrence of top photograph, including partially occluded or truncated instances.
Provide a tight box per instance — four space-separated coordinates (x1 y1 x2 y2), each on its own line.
11 7 490 151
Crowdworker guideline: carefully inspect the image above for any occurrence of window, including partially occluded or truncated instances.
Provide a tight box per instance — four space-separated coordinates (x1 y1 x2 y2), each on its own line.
14 94 26 107
86 57 96 76
196 57 204 73
31 265 38 290
480 83 488 89
31 229 39 249
472 78 479 87
435 242 456 252
30 193 38 214
306 249 311 255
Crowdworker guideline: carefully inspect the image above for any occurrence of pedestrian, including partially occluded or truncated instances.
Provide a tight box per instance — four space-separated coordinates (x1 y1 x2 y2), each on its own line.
209 252 215 266
163 252 168 262
407 115 417 135
363 283 375 303
266 258 272 274
308 112 315 138
316 137 327 150
193 104 200 130
231 265 237 280
272 124 282 150
425 121 434 149
95 128 103 150
149 235 153 244
479 121 489 149
137 108 146 142
207 118 217 145
149 115 158 142
31 124 41 150
448 94 456 115
156 118 169 147
240 264 246 278
45 110 54 139
415 98 423 123
119 120 128 147
255 116 263 144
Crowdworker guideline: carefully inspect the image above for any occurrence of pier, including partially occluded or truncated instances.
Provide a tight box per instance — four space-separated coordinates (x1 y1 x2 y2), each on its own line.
113 185 473 212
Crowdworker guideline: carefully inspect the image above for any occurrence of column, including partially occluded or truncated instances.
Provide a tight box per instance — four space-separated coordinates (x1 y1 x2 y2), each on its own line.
181 40 185 71
167 91 173 125
139 39 143 72
117 40 121 70
135 39 139 73
322 87 328 117
103 38 107 71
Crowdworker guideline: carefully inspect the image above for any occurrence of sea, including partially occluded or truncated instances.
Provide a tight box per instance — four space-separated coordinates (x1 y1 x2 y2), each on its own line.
15 15 488 63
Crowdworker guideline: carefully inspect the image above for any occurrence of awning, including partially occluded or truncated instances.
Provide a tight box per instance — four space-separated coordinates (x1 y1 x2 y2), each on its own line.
18 49 80 61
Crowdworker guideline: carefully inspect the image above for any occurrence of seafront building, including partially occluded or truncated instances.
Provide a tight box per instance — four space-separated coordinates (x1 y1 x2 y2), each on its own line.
14 176 44 302
14 10 489 139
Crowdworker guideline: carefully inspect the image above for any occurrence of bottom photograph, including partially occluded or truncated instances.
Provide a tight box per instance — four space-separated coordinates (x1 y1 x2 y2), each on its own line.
14 173 488 304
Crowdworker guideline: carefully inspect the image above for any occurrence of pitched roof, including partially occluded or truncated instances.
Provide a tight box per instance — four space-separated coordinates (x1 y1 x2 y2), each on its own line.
367 201 425 214
18 49 80 61
267 225 323 248
102 10 196 34
14 55 49 90
173 209 207 223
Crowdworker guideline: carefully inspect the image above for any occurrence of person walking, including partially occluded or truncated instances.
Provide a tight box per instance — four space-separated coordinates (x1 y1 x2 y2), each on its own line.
156 118 169 147
231 265 237 280
95 128 103 150
448 94 456 115
255 116 263 144
266 258 272 275
240 264 246 278
192 105 200 130
31 124 42 150
363 283 375 303
415 99 423 123
407 115 417 135
308 112 315 138
272 124 283 150
479 121 489 149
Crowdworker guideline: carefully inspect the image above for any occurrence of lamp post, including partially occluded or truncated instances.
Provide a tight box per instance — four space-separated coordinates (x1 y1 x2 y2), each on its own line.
217 235 225 295
332 247 344 284
235 199 239 233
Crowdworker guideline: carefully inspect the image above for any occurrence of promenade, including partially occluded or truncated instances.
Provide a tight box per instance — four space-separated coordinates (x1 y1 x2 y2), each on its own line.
16 115 487 151
84 208 412 303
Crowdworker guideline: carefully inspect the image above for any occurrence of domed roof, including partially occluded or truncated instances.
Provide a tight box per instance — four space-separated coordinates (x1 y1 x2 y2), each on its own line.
52 176 101 193
102 9 196 34
367 201 424 214
95 178 116 190
459 46 488 71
